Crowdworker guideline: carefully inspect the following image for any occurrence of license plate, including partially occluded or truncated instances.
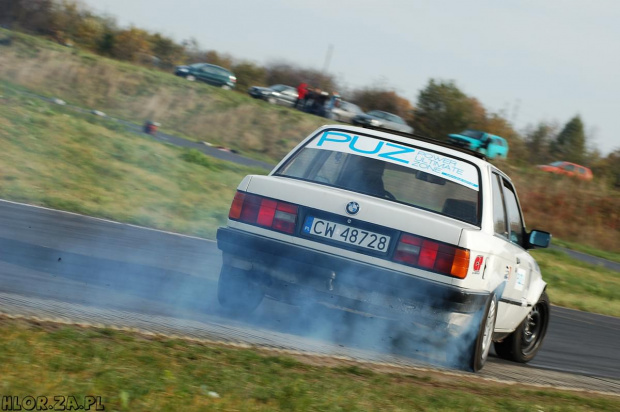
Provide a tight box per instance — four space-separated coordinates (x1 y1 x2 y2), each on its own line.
302 216 391 252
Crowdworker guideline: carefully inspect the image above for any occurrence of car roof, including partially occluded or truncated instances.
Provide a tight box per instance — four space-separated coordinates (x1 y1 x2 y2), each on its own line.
369 110 395 116
556 161 588 167
192 62 232 72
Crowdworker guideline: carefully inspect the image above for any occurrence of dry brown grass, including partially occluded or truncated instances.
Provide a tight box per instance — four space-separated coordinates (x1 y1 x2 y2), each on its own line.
0 31 326 162
508 166 620 252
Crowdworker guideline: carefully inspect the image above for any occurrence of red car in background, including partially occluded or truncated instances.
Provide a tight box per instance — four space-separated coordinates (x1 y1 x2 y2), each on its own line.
537 161 593 181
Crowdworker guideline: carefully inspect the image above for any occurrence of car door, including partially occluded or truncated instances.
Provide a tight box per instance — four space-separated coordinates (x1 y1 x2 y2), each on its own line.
562 163 576 177
384 113 402 132
280 87 298 106
490 172 535 331
197 65 219 86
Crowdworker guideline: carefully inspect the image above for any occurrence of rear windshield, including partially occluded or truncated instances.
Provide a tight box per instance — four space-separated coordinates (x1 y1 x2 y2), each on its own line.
275 130 481 225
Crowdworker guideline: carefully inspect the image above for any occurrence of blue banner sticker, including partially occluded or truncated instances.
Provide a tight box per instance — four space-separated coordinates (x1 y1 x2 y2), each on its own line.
306 131 480 191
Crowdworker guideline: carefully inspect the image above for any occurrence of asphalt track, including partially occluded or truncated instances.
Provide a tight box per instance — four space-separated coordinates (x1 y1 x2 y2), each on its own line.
1 200 619 394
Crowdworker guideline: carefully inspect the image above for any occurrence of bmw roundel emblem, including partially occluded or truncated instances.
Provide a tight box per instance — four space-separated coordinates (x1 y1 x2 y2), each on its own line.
346 201 360 215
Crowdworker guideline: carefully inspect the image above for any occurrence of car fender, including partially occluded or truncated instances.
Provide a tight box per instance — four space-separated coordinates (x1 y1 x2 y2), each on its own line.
236 175 254 192
525 272 547 306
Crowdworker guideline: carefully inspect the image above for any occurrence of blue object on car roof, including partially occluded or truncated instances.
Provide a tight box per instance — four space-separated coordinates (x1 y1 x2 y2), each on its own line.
448 130 509 159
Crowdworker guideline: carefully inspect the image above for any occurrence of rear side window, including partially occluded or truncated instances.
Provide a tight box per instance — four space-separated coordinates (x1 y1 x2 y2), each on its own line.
276 130 481 225
502 180 525 245
491 173 508 238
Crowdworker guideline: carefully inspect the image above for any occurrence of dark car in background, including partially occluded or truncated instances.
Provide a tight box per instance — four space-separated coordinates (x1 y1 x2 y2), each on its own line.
248 84 298 106
175 63 237 89
330 101 364 123
352 110 413 134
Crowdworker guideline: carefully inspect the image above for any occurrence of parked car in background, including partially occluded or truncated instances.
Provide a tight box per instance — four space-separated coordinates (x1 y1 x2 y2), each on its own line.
248 84 298 106
174 63 236 89
448 130 509 160
216 124 552 372
537 161 593 181
352 110 413 134
330 101 364 123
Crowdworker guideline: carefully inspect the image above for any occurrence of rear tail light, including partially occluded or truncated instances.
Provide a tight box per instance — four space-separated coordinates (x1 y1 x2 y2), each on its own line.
228 191 298 234
230 76 237 83
394 233 470 279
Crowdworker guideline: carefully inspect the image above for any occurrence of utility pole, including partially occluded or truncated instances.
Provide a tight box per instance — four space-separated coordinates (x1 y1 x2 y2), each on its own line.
321 44 334 89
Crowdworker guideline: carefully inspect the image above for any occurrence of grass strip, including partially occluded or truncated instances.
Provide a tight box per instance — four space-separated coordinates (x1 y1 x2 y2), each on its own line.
1 318 618 411
532 248 620 317
551 238 620 264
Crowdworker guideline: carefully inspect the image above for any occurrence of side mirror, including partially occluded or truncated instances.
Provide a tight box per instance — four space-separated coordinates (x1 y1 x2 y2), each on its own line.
527 230 551 249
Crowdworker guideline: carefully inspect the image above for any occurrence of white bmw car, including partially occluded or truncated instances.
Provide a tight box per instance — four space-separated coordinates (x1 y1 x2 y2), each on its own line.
217 125 551 372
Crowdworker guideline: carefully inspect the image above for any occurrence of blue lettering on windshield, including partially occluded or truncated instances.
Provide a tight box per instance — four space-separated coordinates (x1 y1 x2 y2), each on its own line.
349 135 384 154
378 143 415 164
316 131 352 146
317 132 414 162
312 131 478 190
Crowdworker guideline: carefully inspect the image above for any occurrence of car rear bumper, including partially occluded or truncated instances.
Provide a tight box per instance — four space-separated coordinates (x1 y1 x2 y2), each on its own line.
217 227 489 317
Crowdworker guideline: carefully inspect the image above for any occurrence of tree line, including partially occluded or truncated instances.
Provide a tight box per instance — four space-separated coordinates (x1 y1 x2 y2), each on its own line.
1 0 618 186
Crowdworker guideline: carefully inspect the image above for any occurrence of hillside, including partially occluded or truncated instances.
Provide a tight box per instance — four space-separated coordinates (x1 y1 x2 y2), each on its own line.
0 28 326 163
0 28 618 253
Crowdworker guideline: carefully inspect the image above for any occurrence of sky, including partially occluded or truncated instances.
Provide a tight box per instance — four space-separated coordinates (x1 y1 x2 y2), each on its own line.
82 0 620 155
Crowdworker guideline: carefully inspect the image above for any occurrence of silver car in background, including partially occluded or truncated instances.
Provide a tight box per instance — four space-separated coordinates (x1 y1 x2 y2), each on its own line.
330 101 365 123
352 110 414 134
248 84 298 106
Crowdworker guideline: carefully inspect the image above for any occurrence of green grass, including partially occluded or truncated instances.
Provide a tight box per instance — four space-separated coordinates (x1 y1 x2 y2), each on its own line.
0 83 264 239
552 238 620 264
1 318 618 411
532 248 620 316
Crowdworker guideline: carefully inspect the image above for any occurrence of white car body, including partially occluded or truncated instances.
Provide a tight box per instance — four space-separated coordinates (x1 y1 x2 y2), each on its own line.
217 125 551 371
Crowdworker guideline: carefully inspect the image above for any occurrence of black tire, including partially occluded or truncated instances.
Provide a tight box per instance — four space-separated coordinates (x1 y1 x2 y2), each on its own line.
494 291 550 363
472 294 498 372
448 294 497 372
217 265 264 315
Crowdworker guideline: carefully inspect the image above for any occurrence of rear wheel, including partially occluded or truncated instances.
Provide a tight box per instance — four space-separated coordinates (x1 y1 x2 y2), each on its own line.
221 84 231 90
494 291 550 363
450 294 497 372
217 265 264 315
472 294 497 371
